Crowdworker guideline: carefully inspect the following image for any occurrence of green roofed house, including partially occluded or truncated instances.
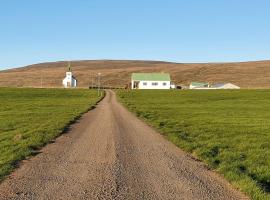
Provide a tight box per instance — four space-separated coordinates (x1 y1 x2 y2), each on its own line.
189 82 210 89
131 73 171 89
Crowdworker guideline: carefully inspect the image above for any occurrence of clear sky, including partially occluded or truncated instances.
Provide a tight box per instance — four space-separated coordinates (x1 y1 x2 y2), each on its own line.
0 0 270 69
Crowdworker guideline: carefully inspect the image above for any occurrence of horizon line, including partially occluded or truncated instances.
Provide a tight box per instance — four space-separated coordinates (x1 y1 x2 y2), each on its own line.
1 58 270 71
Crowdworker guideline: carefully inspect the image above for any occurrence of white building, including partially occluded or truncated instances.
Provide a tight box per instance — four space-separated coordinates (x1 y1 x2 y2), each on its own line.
211 83 240 89
131 73 171 89
62 64 77 88
189 82 210 89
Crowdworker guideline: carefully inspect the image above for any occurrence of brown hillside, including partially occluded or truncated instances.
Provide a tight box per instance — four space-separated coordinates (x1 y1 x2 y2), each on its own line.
0 60 270 88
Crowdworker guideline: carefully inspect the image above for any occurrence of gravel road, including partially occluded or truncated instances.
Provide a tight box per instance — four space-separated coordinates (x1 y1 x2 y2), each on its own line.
0 90 248 200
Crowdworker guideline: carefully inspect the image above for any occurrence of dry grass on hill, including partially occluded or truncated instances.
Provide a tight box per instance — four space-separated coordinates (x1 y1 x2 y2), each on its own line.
0 60 270 88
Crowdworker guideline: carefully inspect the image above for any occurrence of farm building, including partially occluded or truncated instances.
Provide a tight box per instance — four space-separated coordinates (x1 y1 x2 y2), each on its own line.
211 83 240 89
62 64 77 88
189 82 210 89
131 73 171 89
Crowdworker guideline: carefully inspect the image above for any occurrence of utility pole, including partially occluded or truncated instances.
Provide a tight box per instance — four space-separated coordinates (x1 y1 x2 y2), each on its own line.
89 73 91 89
97 72 101 96
40 72 43 88
91 73 94 89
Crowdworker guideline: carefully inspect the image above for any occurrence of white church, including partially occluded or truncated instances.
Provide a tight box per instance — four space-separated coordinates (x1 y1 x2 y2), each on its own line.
62 63 77 88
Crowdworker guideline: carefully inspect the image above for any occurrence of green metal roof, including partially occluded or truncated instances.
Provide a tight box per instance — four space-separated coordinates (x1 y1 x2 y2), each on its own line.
190 82 209 87
131 73 171 81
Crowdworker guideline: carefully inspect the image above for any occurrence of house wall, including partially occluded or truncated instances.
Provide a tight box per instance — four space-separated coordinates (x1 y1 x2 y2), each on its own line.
72 79 77 87
190 84 209 89
189 85 198 89
132 80 171 89
191 87 216 90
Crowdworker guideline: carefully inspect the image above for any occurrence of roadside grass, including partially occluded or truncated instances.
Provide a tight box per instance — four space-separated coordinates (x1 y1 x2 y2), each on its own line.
0 88 102 181
117 89 270 200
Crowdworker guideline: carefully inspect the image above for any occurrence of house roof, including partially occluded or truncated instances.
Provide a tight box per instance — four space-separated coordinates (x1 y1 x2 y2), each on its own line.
211 83 227 88
190 82 209 87
211 83 240 88
72 75 77 80
131 73 171 81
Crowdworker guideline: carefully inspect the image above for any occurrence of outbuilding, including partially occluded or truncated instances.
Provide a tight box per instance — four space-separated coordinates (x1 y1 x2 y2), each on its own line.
131 73 171 89
211 83 240 89
189 82 210 89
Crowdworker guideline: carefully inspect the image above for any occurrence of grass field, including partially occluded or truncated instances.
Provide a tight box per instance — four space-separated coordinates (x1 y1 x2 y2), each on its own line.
117 90 270 200
0 88 102 181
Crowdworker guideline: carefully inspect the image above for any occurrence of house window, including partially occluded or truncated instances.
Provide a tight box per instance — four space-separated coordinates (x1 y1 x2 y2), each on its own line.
163 82 167 86
152 82 158 86
143 82 147 86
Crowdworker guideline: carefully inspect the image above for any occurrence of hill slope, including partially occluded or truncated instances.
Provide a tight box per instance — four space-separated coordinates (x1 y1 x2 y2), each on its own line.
0 60 270 88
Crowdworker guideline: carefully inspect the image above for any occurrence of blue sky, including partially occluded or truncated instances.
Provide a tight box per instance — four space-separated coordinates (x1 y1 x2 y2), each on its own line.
0 0 270 69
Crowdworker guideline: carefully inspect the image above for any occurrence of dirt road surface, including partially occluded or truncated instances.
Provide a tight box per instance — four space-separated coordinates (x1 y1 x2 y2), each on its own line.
0 90 248 200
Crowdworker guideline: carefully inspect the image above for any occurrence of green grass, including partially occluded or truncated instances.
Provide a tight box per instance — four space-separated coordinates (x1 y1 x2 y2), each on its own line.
117 89 270 200
0 88 102 181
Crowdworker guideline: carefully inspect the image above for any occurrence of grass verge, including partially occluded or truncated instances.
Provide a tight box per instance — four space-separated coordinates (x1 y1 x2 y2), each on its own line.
117 89 270 200
0 88 102 181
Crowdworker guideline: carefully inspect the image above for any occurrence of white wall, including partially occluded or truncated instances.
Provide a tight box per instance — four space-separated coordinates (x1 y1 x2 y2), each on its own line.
189 84 209 89
189 85 198 89
63 72 77 88
133 81 171 89
190 87 216 90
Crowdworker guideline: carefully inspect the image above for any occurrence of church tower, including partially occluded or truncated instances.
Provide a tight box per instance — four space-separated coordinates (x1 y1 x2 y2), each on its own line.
62 62 77 88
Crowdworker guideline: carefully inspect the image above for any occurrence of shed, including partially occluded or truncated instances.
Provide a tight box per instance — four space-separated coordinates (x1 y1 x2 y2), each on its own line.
189 82 209 89
211 83 240 89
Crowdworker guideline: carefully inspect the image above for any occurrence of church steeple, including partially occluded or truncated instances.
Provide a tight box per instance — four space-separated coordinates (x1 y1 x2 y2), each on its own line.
68 62 71 72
